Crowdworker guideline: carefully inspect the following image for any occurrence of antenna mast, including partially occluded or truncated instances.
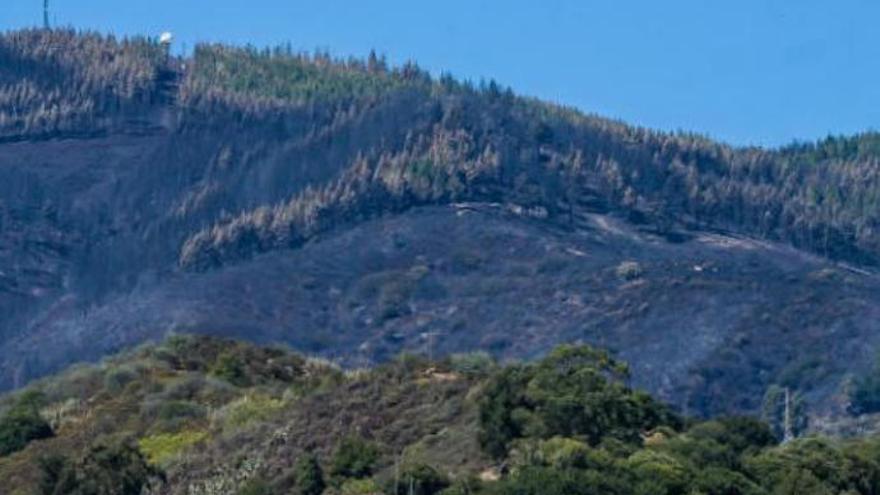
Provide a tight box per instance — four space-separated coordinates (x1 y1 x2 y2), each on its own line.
43 0 50 29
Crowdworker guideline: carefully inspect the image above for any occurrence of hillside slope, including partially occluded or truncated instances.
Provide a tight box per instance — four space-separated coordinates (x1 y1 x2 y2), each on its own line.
1 29 880 425
4 336 880 495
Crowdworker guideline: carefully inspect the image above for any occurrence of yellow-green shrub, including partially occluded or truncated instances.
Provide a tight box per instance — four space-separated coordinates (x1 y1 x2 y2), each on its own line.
340 478 381 495
213 393 284 431
138 429 207 466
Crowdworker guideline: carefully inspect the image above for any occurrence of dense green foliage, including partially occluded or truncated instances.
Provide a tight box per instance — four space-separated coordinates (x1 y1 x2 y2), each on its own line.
387 463 449 495
471 350 880 495
39 440 162 495
184 43 418 106
481 414 880 495
0 335 879 494
0 390 53 456
237 477 275 495
293 454 326 495
330 436 381 480
478 345 679 458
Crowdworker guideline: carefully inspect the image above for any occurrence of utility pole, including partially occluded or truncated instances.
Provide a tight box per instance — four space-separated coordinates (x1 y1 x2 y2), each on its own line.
43 0 50 30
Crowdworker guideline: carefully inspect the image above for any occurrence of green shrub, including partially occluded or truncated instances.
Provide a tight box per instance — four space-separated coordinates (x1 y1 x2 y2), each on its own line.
625 449 690 495
478 345 680 458
42 440 163 495
38 454 68 494
237 477 273 495
331 436 380 479
771 469 834 495
743 438 859 493
688 417 777 458
216 393 285 431
161 376 208 400
691 466 764 495
211 352 249 386
138 430 207 466
103 366 138 393
0 391 53 457
293 453 326 495
341 477 380 495
495 465 632 495
535 437 595 469
449 352 495 376
156 400 206 422
0 412 53 457
387 464 450 495
437 478 484 495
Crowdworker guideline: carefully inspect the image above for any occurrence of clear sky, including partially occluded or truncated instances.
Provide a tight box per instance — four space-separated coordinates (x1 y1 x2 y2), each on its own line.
3 0 879 147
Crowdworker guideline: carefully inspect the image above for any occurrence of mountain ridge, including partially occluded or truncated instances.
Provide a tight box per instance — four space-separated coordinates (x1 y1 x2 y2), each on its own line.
0 28 879 427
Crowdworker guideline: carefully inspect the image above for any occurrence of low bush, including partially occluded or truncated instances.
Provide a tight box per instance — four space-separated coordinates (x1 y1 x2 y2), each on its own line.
293 454 325 495
615 261 642 281
387 464 450 495
449 352 495 376
0 391 53 457
237 477 273 495
211 352 250 386
138 430 208 466
340 477 380 495
41 440 163 495
157 400 206 422
103 366 139 393
212 393 285 431
331 436 381 480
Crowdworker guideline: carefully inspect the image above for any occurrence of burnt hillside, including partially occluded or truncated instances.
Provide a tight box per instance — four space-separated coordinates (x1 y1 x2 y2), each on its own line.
0 29 879 423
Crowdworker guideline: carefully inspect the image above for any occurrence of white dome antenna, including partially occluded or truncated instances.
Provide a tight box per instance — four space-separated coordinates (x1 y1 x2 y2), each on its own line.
159 32 174 46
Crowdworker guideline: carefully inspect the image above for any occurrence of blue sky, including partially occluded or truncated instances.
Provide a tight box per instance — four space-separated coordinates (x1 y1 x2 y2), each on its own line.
3 0 879 146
